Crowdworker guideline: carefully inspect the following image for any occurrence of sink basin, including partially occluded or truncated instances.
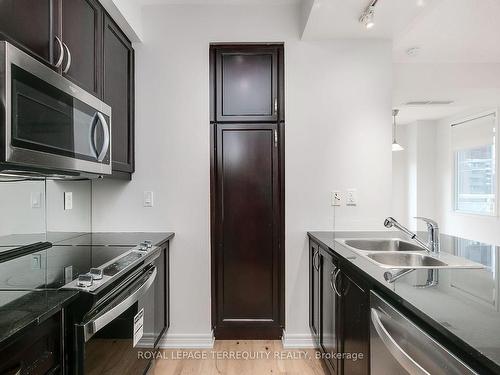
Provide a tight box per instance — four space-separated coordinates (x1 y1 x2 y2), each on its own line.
341 239 424 252
367 253 448 268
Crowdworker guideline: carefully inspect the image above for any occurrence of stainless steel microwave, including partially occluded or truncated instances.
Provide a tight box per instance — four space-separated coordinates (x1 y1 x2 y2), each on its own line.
0 41 111 177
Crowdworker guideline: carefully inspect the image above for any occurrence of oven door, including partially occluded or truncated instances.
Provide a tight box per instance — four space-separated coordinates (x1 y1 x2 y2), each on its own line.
1 42 112 176
74 266 157 375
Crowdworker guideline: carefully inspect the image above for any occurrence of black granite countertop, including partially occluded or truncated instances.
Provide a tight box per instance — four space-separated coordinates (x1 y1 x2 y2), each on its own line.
51 231 175 247
0 289 78 347
0 231 174 346
308 231 500 374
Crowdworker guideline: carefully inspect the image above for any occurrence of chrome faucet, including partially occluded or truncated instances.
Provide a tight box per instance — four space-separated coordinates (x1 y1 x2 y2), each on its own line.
384 216 440 254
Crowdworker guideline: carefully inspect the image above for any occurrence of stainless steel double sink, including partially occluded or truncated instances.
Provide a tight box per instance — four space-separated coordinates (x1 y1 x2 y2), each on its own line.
337 238 484 270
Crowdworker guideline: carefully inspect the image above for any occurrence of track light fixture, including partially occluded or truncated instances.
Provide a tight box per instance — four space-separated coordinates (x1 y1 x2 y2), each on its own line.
359 0 378 29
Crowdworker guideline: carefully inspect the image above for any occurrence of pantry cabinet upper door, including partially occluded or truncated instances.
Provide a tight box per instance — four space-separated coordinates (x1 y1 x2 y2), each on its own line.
62 0 102 97
0 0 58 66
215 47 279 123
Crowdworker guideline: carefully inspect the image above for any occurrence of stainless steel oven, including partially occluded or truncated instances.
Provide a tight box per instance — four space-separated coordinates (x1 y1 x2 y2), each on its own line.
62 243 163 375
74 265 157 374
0 41 111 176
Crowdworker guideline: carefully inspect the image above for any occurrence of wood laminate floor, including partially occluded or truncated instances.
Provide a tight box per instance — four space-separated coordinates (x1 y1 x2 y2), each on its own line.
153 340 327 375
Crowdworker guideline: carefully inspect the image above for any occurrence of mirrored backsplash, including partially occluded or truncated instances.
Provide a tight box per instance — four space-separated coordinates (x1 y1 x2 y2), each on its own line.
391 107 500 247
0 178 91 250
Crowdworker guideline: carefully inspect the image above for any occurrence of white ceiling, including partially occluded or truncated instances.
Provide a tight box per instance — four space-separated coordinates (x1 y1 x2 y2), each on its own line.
302 0 500 64
302 0 439 40
394 0 500 63
133 0 300 4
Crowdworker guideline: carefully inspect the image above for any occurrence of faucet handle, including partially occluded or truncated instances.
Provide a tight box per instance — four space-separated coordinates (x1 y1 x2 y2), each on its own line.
414 217 438 228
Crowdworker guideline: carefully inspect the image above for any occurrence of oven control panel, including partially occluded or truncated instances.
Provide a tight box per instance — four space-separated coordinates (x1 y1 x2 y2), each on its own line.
62 242 159 292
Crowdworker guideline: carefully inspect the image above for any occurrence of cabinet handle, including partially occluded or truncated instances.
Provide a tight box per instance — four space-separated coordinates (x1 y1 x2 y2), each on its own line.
331 268 341 297
313 250 319 271
330 267 342 297
54 36 64 68
274 98 278 115
63 42 72 74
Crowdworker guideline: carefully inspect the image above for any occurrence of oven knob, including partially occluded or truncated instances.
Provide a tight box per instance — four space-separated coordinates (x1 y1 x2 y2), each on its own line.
144 240 153 248
77 274 93 288
90 268 103 280
138 244 148 251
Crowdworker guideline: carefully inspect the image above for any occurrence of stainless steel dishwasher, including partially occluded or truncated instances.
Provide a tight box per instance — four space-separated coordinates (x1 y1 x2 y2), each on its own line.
370 291 478 375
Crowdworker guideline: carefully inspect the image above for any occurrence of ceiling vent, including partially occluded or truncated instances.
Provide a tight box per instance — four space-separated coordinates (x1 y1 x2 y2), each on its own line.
404 100 455 105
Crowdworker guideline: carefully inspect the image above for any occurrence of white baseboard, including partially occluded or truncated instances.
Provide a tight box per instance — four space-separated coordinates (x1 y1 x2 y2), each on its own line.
281 331 316 349
158 332 215 349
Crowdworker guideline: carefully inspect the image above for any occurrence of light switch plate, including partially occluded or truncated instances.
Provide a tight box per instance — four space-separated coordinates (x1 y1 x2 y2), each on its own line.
64 192 73 210
346 188 358 206
64 265 73 283
31 254 42 270
144 191 154 207
31 192 41 208
331 191 342 206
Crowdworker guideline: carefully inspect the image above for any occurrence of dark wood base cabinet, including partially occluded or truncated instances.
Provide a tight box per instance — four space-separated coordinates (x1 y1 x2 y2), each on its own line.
309 239 370 375
0 312 62 375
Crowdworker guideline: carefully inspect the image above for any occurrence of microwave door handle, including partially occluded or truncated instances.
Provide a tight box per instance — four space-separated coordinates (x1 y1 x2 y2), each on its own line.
370 308 430 375
54 36 64 68
81 267 157 342
90 113 99 158
96 112 110 162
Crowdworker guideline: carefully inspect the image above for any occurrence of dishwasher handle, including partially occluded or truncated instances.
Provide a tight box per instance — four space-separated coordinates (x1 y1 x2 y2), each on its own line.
371 308 430 375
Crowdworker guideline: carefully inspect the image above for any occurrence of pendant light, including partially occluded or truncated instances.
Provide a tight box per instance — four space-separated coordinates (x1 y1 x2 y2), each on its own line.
392 109 404 152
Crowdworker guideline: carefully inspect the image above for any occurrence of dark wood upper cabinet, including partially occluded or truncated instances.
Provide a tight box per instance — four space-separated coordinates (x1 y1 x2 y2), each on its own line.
215 47 279 123
0 0 136 178
61 0 102 97
103 15 135 175
0 0 59 66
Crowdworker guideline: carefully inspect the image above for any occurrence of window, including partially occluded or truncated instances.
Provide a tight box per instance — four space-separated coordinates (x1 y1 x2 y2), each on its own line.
452 112 497 215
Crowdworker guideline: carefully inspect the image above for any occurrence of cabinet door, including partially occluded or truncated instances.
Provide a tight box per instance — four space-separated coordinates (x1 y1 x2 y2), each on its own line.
0 0 59 66
340 270 370 375
215 47 279 122
103 15 135 175
320 250 339 374
61 0 102 96
309 240 321 344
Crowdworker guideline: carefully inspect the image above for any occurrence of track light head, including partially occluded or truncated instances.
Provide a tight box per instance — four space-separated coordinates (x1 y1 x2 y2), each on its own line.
359 5 375 29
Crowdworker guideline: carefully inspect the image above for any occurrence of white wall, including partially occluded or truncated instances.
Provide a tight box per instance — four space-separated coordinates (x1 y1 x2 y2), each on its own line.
92 3 393 343
0 180 45 237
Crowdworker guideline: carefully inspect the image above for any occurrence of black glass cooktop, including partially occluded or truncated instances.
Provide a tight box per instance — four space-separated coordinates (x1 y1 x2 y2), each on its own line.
0 245 133 290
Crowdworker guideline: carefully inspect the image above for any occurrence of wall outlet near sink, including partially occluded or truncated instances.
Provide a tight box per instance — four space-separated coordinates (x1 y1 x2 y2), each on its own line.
331 191 342 206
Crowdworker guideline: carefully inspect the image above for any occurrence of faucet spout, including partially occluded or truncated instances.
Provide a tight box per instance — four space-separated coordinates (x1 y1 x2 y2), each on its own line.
383 217 433 253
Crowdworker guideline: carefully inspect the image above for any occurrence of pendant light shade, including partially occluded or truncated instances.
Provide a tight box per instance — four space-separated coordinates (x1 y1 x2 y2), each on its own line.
392 109 404 152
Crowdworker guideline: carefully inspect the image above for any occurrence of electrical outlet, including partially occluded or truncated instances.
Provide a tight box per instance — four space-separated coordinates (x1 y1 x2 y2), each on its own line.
346 188 358 206
64 192 73 210
144 191 154 207
331 191 342 206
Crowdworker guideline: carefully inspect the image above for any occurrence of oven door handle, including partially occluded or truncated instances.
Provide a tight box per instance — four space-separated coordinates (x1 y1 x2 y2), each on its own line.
81 266 157 342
